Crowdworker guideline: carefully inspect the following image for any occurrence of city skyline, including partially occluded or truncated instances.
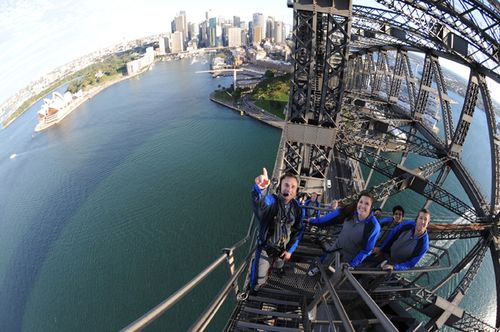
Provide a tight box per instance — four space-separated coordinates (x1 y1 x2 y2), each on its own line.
0 0 295 105
1 0 498 108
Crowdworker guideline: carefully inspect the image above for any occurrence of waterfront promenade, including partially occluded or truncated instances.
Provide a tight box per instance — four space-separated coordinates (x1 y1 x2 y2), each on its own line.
209 94 285 130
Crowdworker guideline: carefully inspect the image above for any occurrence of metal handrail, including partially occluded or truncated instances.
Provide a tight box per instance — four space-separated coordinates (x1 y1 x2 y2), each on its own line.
121 215 258 332
317 261 355 332
343 267 399 332
189 252 253 331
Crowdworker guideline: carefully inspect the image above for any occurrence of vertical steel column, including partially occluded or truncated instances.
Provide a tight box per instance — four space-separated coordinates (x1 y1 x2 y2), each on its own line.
277 0 352 189
289 9 314 123
450 72 479 156
478 75 500 215
413 52 433 121
402 50 417 112
431 56 454 146
388 48 405 103
372 50 386 95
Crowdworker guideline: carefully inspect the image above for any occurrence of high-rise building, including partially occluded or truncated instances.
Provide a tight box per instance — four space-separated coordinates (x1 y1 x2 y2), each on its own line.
171 31 184 53
159 36 170 54
253 26 264 45
233 16 240 28
222 23 233 46
175 13 187 43
274 21 285 44
252 13 266 43
228 27 242 47
266 17 275 41
208 17 217 47
241 29 248 46
179 11 187 39
199 21 208 48
188 22 197 41
248 21 254 44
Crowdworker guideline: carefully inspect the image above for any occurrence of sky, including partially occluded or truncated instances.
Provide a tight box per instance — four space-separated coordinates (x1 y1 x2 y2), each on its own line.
0 0 295 105
0 0 498 106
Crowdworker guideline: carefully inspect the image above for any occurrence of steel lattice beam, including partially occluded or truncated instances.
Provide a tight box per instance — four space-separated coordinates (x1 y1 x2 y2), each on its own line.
375 0 500 81
335 139 480 221
350 4 500 83
398 278 498 332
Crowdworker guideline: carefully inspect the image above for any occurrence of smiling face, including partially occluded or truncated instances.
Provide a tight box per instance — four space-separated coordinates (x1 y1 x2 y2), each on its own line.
357 194 373 220
416 211 430 234
280 176 298 204
393 209 404 224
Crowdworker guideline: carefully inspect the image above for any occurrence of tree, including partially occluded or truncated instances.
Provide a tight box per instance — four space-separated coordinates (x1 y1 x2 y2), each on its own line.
264 70 275 79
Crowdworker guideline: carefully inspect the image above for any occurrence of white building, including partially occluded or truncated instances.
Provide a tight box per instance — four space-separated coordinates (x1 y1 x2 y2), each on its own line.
159 36 170 55
274 21 285 44
126 47 155 75
171 31 184 53
228 27 242 47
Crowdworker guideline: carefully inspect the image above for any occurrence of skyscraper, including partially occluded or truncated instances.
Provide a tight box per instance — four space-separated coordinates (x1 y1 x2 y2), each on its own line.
188 22 197 41
266 17 275 41
171 31 184 53
233 16 240 28
199 21 209 48
208 17 217 47
228 27 242 48
159 36 170 54
253 26 264 45
175 12 187 43
274 21 285 44
252 13 266 44
248 21 254 44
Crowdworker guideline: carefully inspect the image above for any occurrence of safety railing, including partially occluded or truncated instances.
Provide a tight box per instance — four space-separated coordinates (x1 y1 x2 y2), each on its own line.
305 245 453 332
121 215 258 332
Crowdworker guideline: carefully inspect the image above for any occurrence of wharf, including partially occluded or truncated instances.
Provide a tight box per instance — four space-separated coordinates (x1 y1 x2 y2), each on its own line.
210 94 285 130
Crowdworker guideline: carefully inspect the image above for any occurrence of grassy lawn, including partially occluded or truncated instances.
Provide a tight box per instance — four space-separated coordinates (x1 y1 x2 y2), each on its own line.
254 100 286 119
251 73 290 119
213 90 235 104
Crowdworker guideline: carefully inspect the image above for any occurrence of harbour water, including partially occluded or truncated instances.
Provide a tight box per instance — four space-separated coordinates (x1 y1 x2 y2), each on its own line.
0 57 495 331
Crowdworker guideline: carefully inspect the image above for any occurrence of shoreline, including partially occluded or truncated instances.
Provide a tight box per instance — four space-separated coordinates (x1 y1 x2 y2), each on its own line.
209 94 285 130
33 67 149 132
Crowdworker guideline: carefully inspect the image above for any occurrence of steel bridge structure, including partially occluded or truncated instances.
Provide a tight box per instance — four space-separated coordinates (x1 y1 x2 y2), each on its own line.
271 0 499 329
123 0 500 331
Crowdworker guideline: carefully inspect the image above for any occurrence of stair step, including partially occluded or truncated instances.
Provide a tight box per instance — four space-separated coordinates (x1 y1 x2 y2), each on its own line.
242 307 302 319
248 295 300 307
259 287 301 297
236 320 303 332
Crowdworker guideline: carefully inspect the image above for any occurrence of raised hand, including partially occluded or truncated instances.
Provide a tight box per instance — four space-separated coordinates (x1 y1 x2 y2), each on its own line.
255 167 270 189
280 251 292 261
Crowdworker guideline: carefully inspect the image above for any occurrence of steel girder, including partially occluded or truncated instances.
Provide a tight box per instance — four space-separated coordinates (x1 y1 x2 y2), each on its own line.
450 72 481 155
290 10 314 123
450 237 491 300
334 137 482 221
399 279 498 332
376 0 499 81
279 1 352 183
350 4 500 83
318 13 350 126
477 74 500 215
346 56 493 219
